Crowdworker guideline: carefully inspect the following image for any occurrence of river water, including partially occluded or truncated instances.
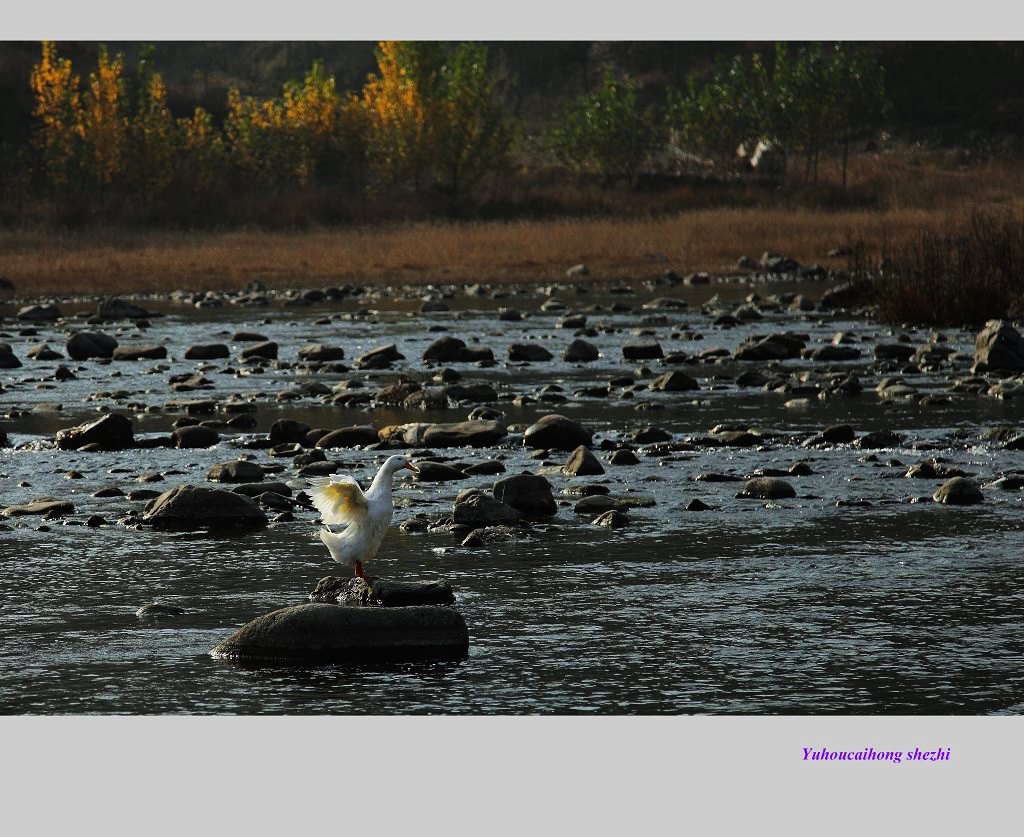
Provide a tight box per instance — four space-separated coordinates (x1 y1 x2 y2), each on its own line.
1 278 1022 714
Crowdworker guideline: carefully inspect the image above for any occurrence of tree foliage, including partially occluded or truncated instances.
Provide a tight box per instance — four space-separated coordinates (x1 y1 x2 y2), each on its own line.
547 66 659 186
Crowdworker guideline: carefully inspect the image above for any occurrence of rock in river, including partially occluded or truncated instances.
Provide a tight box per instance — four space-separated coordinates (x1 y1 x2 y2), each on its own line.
55 413 134 451
142 485 269 530
523 413 592 451
207 459 265 483
492 473 557 517
974 319 1024 373
933 477 984 506
310 576 456 607
737 477 797 500
453 488 520 526
209 602 469 664
171 425 220 449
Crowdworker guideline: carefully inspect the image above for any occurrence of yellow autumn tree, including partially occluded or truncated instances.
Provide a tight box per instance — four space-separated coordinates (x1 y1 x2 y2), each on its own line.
177 106 226 196
81 46 127 186
354 41 440 193
123 46 177 198
283 61 341 184
29 41 84 191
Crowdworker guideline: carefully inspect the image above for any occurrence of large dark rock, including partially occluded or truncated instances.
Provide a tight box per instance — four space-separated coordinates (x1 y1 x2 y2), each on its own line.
354 343 404 369
298 343 346 361
563 339 600 362
97 297 152 320
207 459 265 483
508 342 554 362
974 320 1024 373
316 424 380 449
184 343 230 360
66 331 118 360
310 576 456 607
17 303 60 321
622 340 664 361
270 419 311 444
422 336 488 363
414 461 468 482
492 473 557 517
240 341 278 360
737 477 797 500
423 420 506 448
2 498 74 517
734 333 805 360
933 477 984 505
209 602 469 663
0 343 22 369
523 414 592 451
113 343 167 361
171 425 220 448
564 445 605 476
142 484 268 530
649 370 699 392
854 430 905 450
55 413 134 451
453 488 520 526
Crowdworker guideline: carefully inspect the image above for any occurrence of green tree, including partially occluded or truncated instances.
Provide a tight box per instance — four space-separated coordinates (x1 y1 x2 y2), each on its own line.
547 66 659 187
433 42 515 212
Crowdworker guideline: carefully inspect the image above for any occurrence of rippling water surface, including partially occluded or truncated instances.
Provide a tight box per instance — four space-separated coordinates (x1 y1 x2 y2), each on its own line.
1 280 1022 714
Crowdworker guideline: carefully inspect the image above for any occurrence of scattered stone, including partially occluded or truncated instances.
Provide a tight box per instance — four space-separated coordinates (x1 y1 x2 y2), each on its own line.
316 425 380 449
113 344 167 361
207 459 265 483
55 413 134 451
622 340 664 361
136 603 185 618
563 445 605 476
508 343 554 362
142 485 268 529
171 425 220 449
523 414 592 451
592 509 629 528
492 473 557 517
649 370 699 392
414 461 468 482
298 343 346 361
354 343 404 369
0 343 22 368
974 319 1024 373
933 477 984 506
184 344 230 360
737 477 797 500
452 488 520 527
310 576 457 607
210 602 469 663
240 341 278 360
563 338 600 362
17 303 61 322
2 498 74 517
66 331 118 360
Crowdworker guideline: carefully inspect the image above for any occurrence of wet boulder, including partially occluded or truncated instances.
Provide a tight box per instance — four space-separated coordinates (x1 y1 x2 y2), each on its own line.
207 459 265 483
854 430 905 450
737 477 797 500
0 343 22 368
240 341 278 360
573 495 624 515
414 461 469 482
297 343 346 362
316 424 380 449
421 420 506 448
17 303 61 321
649 370 699 392
933 477 984 506
523 414 592 451
113 343 167 361
354 343 404 369
184 344 230 360
97 297 152 320
593 509 630 528
310 576 457 607
734 333 805 360
422 336 468 363
622 340 664 361
564 445 605 476
55 413 134 451
171 425 220 449
26 343 63 361
142 484 268 530
492 473 557 517
563 339 600 362
209 602 469 663
2 498 75 517
508 343 554 362
270 419 311 445
453 488 520 526
874 343 916 362
66 331 118 360
974 320 1024 373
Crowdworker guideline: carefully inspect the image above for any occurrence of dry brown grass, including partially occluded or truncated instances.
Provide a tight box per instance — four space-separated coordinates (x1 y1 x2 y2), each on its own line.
5 149 1024 297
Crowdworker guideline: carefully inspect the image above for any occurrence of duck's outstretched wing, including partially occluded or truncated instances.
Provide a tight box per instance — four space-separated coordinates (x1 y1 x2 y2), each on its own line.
308 475 368 525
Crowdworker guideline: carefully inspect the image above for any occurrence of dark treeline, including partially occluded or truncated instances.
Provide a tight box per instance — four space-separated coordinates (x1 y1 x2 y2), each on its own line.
1 41 1023 229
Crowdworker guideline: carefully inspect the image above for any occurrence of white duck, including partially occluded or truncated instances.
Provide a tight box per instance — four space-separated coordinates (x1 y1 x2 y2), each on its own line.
308 455 418 578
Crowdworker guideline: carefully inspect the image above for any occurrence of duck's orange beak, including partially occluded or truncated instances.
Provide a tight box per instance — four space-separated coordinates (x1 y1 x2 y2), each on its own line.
403 461 419 474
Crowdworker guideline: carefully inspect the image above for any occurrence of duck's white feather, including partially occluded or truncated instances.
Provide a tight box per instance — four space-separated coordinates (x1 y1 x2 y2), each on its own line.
308 475 368 525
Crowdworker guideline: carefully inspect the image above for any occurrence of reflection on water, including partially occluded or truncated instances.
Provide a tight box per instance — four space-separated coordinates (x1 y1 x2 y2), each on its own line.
1 285 1023 714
